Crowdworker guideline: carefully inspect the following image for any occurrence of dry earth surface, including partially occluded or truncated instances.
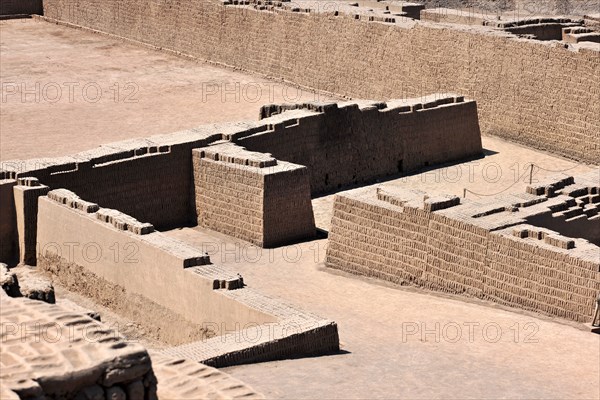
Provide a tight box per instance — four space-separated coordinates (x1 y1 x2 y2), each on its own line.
1 16 599 400
165 225 600 400
0 19 338 161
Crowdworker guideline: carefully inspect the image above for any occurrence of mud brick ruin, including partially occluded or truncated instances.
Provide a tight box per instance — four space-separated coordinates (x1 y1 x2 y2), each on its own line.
37 0 600 164
0 0 599 398
327 170 599 322
193 143 316 247
0 95 483 397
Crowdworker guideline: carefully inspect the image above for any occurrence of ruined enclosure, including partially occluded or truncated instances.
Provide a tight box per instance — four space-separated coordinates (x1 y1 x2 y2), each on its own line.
326 171 600 322
1 0 599 399
0 94 486 397
38 0 600 164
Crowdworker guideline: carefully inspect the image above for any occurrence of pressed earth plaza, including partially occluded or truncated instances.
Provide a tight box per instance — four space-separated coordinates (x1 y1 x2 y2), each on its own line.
0 1 599 399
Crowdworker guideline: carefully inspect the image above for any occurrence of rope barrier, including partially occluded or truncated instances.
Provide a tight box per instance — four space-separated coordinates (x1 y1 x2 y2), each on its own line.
463 162 578 198
531 164 581 174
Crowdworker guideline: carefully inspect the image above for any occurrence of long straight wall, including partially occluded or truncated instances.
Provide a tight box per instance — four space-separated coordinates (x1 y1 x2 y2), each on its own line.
326 191 600 322
239 97 482 194
29 149 193 230
42 0 600 163
8 134 221 231
36 195 276 331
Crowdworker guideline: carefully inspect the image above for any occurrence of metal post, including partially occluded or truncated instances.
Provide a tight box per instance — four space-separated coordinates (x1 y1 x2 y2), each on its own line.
529 163 534 185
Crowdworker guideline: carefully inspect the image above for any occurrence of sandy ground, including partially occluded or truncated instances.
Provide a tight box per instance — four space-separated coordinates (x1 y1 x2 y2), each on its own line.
0 19 338 161
165 226 600 400
2 17 599 400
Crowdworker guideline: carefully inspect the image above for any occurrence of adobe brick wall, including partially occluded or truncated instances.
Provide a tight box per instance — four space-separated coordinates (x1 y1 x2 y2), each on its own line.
0 0 42 15
240 95 482 194
193 148 265 246
262 159 315 246
0 179 17 264
193 143 315 247
42 0 600 163
486 227 598 322
524 169 600 244
36 189 339 365
0 96 479 260
162 287 340 367
0 135 213 263
163 318 340 368
13 178 49 266
18 144 196 231
36 191 277 332
421 9 583 41
326 184 600 322
3 130 223 232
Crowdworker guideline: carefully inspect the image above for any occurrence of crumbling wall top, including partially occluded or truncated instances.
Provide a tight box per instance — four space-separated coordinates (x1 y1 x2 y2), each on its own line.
198 142 278 168
352 169 599 253
43 190 212 267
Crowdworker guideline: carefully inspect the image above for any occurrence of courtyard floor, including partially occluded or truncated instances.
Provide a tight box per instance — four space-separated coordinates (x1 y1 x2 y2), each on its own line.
166 226 600 399
2 17 599 400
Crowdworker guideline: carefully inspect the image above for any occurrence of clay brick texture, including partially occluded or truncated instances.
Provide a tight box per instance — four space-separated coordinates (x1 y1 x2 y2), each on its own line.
326 187 600 323
15 139 217 231
241 96 482 194
42 0 600 163
193 145 316 247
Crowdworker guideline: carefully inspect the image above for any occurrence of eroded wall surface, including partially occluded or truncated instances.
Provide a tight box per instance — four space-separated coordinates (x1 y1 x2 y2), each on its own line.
41 0 600 163
241 95 482 194
35 189 339 364
0 292 267 399
326 174 600 322
36 191 275 332
193 143 315 247
0 293 156 399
